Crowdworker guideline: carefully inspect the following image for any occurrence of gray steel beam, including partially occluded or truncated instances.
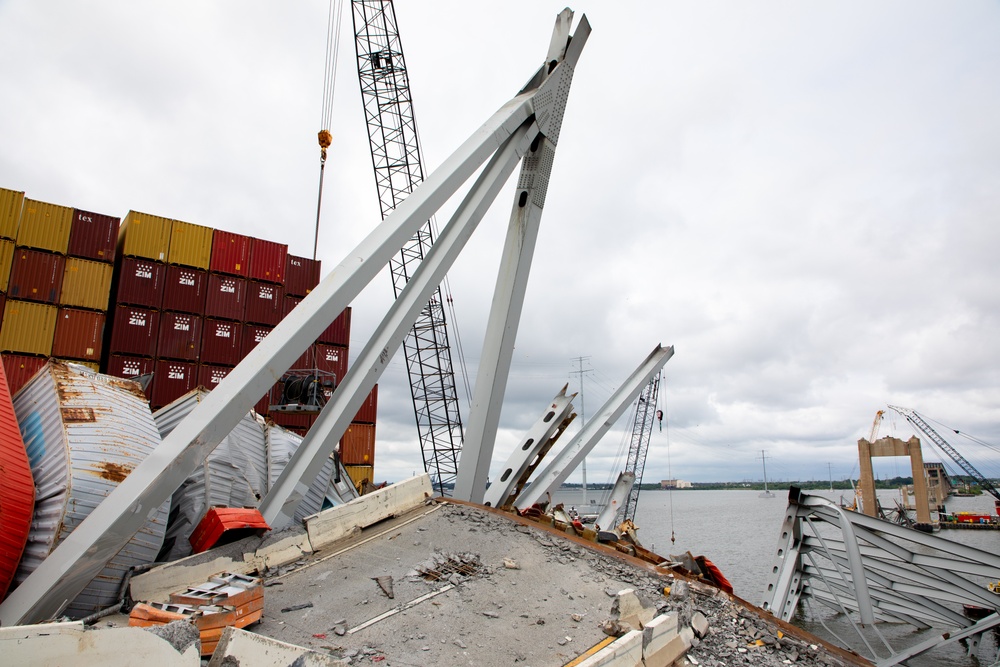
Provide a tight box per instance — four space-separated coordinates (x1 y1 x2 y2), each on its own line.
594 471 635 531
515 345 674 509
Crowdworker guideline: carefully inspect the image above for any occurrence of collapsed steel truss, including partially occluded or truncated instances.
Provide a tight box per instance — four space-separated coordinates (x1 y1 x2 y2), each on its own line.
621 374 659 524
764 488 1000 666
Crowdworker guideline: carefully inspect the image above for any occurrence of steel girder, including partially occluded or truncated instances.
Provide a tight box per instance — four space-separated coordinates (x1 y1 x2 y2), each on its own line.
763 488 1000 665
595 471 636 531
0 10 590 626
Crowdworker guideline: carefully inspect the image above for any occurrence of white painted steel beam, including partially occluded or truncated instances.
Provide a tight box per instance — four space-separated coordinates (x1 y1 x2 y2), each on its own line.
260 118 536 527
453 12 591 503
594 471 635 531
0 10 585 626
515 345 675 510
482 385 576 509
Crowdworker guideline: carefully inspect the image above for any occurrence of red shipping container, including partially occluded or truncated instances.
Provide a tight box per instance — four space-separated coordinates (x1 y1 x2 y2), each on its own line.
284 254 321 297
201 319 243 366
1 353 47 396
354 384 378 424
317 306 351 347
68 208 119 263
108 304 159 357
52 308 104 361
244 281 284 326
105 354 155 390
150 359 197 408
197 363 231 390
314 343 348 382
210 229 251 277
162 265 207 314
115 257 165 309
0 352 34 600
340 422 376 465
248 238 287 284
8 247 65 304
157 312 202 361
270 408 316 431
205 273 247 321
242 324 272 357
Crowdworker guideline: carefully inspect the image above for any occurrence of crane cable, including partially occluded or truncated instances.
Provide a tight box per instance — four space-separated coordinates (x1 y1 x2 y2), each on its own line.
314 0 345 261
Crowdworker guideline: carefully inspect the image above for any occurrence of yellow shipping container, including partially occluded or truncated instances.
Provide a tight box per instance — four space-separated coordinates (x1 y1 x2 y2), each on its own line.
0 238 14 292
168 219 213 269
344 464 375 494
0 188 24 241
119 210 172 261
17 199 73 254
60 258 114 311
0 299 57 355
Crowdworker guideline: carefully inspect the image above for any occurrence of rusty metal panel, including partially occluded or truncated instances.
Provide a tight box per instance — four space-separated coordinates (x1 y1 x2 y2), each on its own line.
0 357 33 600
0 238 14 292
59 258 113 311
119 210 172 261
114 257 165 309
68 208 119 263
1 354 48 396
284 254 321 297
204 273 246 321
52 308 104 361
8 247 65 304
16 199 73 254
107 304 159 358
244 280 284 326
162 265 207 315
157 312 202 361
340 422 376 465
210 229 251 277
0 300 57 355
248 238 287 284
354 384 378 424
167 219 213 270
200 318 243 366
11 361 168 619
149 359 197 408
0 188 24 241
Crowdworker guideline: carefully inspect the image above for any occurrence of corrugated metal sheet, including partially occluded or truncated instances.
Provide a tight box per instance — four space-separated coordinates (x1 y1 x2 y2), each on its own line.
118 211 172 261
52 308 104 361
156 312 202 361
114 257 165 309
340 422 375 465
16 199 73 254
265 422 336 521
59 258 113 310
68 208 119 263
201 318 243 366
12 361 168 618
0 238 14 292
354 384 378 424
0 358 34 599
204 273 246 321
241 323 272 357
244 281 284 326
2 354 48 396
162 265 207 314
0 300 57 355
153 389 267 560
248 238 287 284
317 306 351 346
210 230 251 277
343 464 375 493
284 254 321 297
167 220 213 270
8 247 65 303
149 359 197 408
107 305 159 357
197 363 231 390
0 188 24 241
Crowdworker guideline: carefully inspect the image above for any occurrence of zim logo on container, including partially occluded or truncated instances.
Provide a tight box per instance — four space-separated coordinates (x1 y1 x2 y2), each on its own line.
179 271 196 286
174 318 190 331
129 313 147 327
325 349 339 362
168 366 187 380
258 286 274 300
135 265 153 279
123 362 141 376
215 325 232 338
220 280 236 294
209 370 227 385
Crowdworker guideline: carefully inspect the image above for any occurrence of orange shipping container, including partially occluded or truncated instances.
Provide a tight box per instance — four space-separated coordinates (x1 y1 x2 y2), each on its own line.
119 210 172 261
0 299 57 356
16 199 73 254
343 464 375 493
340 422 375 465
60 258 113 310
0 189 23 241
0 239 13 292
168 219 213 270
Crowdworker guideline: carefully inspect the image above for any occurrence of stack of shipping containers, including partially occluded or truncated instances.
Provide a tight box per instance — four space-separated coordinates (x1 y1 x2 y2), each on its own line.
0 188 380 488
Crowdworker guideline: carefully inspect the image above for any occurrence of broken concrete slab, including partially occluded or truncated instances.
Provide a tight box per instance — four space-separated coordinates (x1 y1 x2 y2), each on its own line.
644 625 695 667
574 629 644 667
641 611 680 659
206 626 348 667
0 621 201 666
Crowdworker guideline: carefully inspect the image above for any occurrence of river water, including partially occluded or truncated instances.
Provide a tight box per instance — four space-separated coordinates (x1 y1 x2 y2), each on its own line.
552 487 999 665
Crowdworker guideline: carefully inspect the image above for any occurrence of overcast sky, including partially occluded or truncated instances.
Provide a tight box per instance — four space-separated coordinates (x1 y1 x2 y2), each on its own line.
2 1 999 489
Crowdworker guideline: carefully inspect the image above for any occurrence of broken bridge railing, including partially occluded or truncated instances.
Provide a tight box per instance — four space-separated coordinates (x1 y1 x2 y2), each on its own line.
763 487 1000 666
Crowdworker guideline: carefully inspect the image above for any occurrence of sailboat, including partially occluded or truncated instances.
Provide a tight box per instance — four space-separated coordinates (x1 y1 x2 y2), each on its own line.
759 449 775 498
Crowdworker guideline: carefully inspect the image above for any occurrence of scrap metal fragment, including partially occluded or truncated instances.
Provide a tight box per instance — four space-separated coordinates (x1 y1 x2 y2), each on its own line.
373 576 395 599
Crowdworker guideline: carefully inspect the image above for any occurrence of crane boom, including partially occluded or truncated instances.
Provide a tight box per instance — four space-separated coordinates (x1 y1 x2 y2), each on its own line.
620 375 660 523
351 0 464 494
887 405 1000 506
